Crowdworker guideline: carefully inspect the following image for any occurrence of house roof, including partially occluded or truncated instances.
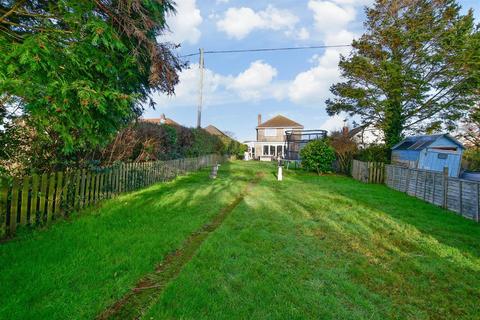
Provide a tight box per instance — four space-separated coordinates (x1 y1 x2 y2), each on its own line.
257 115 303 128
141 114 179 126
392 134 465 151
204 125 228 137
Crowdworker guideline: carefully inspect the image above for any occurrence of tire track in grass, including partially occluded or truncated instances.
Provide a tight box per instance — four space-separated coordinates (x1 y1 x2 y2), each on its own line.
97 172 264 320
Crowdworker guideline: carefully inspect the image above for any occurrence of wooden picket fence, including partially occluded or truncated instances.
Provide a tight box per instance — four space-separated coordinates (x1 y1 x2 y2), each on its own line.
351 160 385 184
0 154 224 238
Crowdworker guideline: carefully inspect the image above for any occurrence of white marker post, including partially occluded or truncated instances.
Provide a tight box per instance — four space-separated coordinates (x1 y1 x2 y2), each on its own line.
277 159 283 181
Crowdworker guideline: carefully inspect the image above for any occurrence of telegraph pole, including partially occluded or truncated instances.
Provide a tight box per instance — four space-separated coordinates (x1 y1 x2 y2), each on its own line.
197 48 204 129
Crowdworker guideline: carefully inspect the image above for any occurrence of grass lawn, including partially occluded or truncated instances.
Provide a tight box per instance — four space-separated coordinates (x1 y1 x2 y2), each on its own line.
1 161 479 319
0 162 256 319
145 161 480 320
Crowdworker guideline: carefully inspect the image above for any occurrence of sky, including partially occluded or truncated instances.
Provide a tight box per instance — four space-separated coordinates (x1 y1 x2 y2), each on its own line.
144 0 480 142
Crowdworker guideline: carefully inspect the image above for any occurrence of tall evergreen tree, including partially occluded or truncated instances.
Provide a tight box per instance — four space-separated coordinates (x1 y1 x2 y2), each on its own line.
0 0 184 154
326 0 480 148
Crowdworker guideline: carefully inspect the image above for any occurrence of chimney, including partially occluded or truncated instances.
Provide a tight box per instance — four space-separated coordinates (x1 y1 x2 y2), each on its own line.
342 125 349 137
258 114 262 126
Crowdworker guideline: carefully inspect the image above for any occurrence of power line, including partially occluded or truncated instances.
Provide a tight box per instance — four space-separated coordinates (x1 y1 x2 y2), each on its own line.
180 44 352 58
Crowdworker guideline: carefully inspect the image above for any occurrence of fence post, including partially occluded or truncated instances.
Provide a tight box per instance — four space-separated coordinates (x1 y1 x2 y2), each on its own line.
443 167 449 209
405 167 411 193
476 183 479 223
30 174 40 223
459 180 463 216
20 176 30 225
10 178 20 234
47 173 56 223
0 178 8 238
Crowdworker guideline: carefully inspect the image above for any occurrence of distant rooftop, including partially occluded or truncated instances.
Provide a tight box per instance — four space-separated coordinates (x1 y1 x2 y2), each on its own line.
257 115 303 128
141 114 179 126
204 125 228 138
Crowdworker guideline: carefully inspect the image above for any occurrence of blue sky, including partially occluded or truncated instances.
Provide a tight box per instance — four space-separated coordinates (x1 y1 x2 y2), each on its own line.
145 0 480 142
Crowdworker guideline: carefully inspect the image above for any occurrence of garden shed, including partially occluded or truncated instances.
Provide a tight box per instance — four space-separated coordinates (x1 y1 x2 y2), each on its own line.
391 134 464 177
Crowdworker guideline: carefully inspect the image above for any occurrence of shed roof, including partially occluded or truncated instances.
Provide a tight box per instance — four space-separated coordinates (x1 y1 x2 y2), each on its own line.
257 115 303 128
392 134 464 151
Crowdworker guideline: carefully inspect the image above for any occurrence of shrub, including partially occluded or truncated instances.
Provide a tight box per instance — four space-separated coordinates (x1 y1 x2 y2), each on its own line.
329 131 358 174
463 148 480 171
300 139 336 175
355 144 390 163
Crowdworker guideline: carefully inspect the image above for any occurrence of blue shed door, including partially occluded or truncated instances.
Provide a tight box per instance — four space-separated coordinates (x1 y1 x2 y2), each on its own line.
420 152 460 177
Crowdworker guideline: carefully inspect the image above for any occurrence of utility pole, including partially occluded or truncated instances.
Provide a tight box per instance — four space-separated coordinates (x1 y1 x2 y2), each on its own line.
197 48 204 129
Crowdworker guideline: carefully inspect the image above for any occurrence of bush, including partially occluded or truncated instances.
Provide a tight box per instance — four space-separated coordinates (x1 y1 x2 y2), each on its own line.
463 148 480 171
329 131 358 174
100 122 225 165
355 144 390 163
300 139 336 175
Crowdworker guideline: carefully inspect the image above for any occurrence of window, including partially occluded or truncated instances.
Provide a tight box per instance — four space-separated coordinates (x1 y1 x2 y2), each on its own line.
264 129 277 137
277 145 283 156
438 153 448 159
263 145 269 155
270 145 276 155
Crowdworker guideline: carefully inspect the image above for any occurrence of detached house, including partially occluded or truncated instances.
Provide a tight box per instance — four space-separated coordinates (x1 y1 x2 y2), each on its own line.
250 114 304 161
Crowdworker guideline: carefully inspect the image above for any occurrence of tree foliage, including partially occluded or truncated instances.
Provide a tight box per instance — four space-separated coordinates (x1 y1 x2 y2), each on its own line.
300 139 336 175
329 131 358 174
326 0 480 148
355 144 391 163
458 104 480 148
0 0 184 155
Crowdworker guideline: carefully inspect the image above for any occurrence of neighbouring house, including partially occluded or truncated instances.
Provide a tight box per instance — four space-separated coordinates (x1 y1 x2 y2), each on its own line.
251 114 304 161
391 134 465 177
140 113 180 126
204 125 229 138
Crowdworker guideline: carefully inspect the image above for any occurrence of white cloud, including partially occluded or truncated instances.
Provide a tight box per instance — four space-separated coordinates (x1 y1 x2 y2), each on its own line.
287 1 358 106
228 60 285 101
288 29 353 105
217 5 299 39
285 27 311 40
153 60 287 108
330 0 374 6
298 27 311 40
319 115 346 133
308 1 355 32
161 0 202 45
153 64 231 108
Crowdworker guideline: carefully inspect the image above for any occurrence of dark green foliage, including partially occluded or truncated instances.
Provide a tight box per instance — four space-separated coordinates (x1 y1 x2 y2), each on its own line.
0 0 183 155
100 122 226 165
355 144 390 163
225 140 248 159
300 139 336 175
326 0 480 148
463 148 480 171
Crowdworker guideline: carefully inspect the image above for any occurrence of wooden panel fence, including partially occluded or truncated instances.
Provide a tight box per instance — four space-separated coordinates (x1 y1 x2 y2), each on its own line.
351 160 385 184
385 164 480 222
0 154 224 238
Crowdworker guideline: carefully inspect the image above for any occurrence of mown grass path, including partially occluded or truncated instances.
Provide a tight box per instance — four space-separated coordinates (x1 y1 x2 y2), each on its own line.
97 171 264 319
0 162 255 320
